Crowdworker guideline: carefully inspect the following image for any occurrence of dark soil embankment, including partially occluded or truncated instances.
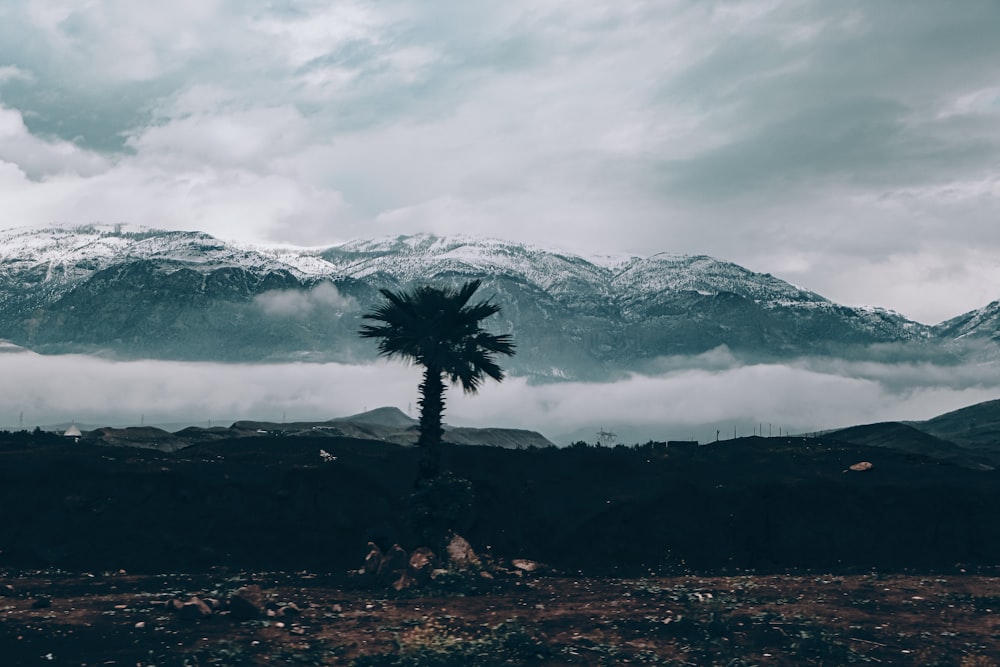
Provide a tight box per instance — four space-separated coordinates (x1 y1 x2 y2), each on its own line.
0 433 997 575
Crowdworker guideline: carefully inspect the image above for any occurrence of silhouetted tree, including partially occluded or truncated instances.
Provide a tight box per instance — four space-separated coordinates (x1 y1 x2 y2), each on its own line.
359 279 515 477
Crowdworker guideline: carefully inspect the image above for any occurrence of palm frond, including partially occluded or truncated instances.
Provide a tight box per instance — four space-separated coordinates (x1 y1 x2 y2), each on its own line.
358 279 515 393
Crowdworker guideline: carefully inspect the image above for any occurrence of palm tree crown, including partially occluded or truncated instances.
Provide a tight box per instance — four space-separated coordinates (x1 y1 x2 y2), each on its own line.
359 279 515 475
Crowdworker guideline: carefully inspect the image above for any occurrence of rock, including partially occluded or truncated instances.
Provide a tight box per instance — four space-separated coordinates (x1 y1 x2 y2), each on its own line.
409 547 436 571
361 542 382 576
511 559 547 574
179 597 213 620
378 544 408 579
31 597 51 609
229 585 265 620
0 584 15 597
281 602 303 615
408 547 437 584
392 572 416 591
166 598 185 612
445 532 480 568
849 461 874 472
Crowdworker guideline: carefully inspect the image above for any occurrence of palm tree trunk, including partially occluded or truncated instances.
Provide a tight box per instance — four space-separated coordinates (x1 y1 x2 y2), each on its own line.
416 363 445 478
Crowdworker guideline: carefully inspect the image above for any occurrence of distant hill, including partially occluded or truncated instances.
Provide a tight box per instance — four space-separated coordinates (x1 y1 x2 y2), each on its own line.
826 422 996 470
78 406 554 451
908 398 1000 451
824 397 1000 469
331 406 417 429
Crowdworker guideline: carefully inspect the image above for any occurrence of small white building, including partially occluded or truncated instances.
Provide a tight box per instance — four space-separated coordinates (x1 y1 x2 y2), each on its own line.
63 423 82 443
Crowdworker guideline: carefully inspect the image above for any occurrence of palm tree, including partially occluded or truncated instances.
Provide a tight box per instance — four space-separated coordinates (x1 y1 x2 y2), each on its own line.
359 279 515 477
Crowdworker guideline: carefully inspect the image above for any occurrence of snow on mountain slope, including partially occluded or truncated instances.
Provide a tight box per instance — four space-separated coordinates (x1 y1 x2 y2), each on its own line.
0 224 899 316
609 253 824 304
0 223 337 283
0 224 950 370
321 233 838 307
320 234 614 297
934 300 1000 342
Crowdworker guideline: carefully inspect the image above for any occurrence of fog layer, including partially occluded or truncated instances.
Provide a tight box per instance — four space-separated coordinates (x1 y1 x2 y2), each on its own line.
2 348 997 445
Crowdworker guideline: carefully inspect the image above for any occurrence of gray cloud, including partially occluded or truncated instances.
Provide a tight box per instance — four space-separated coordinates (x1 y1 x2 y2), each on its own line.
0 102 111 179
255 281 355 318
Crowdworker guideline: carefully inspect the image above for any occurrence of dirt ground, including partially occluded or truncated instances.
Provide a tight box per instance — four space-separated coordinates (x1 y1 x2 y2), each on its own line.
1 569 998 666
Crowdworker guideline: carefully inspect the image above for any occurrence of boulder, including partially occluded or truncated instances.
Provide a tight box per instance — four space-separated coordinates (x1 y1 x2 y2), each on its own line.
361 541 382 575
281 602 303 615
392 572 416 591
179 597 213 620
445 532 480 568
229 585 265 620
378 544 408 579
408 547 437 584
511 559 547 574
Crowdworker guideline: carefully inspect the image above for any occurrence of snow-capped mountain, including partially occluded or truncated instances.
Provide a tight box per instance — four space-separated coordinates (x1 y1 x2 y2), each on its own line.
0 224 964 377
933 300 1000 358
320 233 931 365
0 223 334 282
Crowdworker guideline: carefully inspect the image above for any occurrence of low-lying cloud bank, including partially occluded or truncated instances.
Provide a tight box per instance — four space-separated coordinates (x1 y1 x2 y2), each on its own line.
2 347 998 445
254 282 356 318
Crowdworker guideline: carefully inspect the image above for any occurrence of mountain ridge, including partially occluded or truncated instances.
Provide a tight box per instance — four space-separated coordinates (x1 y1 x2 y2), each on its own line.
0 223 992 377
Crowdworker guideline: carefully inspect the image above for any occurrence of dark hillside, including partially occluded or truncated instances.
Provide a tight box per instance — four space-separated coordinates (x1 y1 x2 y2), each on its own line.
912 397 1000 451
452 438 1000 573
0 433 997 576
826 421 997 468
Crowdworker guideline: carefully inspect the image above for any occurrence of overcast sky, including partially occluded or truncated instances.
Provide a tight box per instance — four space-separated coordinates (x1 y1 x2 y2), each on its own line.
1 1 999 323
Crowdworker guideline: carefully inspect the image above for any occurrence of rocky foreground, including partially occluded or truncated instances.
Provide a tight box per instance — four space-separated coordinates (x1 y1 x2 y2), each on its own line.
1 567 998 666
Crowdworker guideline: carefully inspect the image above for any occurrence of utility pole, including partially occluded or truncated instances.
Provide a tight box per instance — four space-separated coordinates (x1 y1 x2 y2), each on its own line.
596 428 617 448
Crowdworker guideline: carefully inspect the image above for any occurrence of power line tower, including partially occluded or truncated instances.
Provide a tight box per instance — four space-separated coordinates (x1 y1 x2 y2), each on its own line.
596 428 617 448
